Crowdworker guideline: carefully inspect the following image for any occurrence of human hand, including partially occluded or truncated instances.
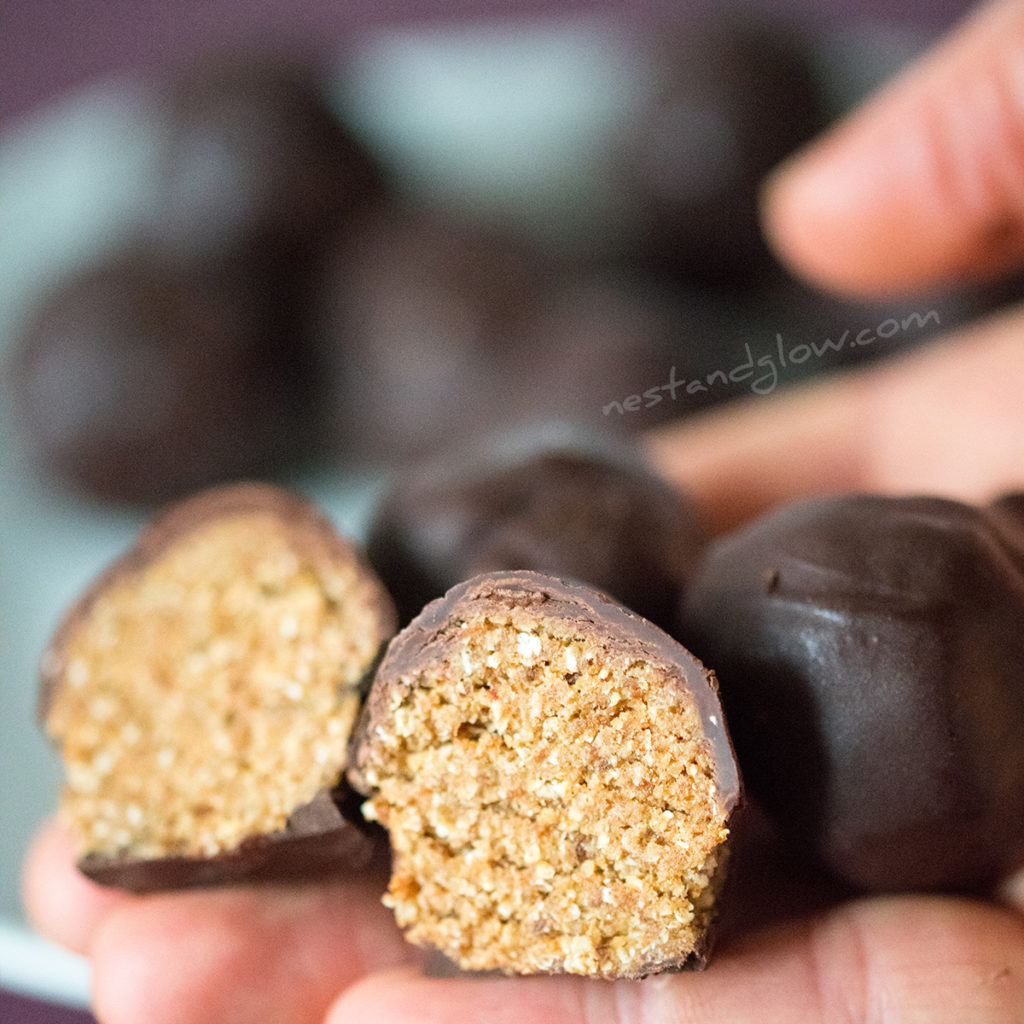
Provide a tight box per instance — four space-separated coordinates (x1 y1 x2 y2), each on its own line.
22 2 1024 1020
22 822 422 1022
24 811 1024 1022
24 345 1024 1022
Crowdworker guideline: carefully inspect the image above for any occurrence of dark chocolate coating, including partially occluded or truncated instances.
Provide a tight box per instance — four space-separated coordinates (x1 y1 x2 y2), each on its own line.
9 249 312 505
40 483 396 891
366 428 705 630
150 53 387 266
988 490 1024 531
609 15 824 286
76 786 380 893
679 494 1024 892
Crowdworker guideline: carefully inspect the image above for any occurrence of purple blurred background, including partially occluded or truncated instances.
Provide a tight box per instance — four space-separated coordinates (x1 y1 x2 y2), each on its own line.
0 990 94 1024
0 1 976 1021
0 0 973 135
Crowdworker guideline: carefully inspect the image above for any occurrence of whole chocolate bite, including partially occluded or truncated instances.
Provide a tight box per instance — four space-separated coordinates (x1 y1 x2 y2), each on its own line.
367 429 705 630
609 15 824 286
679 494 1024 893
39 483 396 891
9 250 312 505
349 570 740 978
150 53 387 267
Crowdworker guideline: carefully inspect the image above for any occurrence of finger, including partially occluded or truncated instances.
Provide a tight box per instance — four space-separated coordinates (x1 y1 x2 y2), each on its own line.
326 896 1024 1024
21 820 131 955
90 868 420 1024
644 307 1024 532
762 0 1024 297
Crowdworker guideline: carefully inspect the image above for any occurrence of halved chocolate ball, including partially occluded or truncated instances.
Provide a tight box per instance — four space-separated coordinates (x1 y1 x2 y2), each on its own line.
679 493 1024 893
349 570 740 977
39 483 396 891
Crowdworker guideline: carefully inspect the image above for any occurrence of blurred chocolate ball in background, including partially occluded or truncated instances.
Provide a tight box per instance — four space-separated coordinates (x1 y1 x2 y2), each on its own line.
9 249 313 505
607 15 826 287
308 203 731 464
306 204 559 463
148 53 390 269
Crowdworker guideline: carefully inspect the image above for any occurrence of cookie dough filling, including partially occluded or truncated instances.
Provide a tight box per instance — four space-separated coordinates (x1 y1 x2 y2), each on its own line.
352 572 738 978
41 485 395 883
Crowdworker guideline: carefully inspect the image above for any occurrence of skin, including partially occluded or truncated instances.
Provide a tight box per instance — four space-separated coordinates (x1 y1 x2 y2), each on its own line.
761 0 1024 297
21 1 1024 1018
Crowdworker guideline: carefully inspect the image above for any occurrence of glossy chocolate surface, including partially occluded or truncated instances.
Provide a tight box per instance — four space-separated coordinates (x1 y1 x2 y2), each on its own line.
680 493 1024 891
367 429 705 629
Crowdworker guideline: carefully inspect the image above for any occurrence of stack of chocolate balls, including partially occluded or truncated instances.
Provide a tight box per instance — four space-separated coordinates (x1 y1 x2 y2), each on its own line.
10 14 996 506
36 419 1024 977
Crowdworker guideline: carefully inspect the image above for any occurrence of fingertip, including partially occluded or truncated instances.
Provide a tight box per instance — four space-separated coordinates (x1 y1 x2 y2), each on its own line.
22 819 129 955
324 968 589 1024
759 140 879 297
322 968 425 1024
758 110 957 299
761 0 1024 298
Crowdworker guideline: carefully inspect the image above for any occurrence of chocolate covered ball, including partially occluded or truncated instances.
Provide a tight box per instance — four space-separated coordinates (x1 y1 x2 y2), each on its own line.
310 205 690 465
610 15 824 286
367 429 705 629
150 53 388 266
679 493 1024 892
9 249 312 504
350 570 740 977
309 204 554 464
39 483 396 891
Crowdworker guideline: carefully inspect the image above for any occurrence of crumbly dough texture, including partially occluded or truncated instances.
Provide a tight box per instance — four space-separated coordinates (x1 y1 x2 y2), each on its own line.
45 511 386 862
357 599 732 978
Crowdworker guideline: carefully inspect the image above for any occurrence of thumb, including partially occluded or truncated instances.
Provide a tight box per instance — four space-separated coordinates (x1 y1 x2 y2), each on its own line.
762 0 1024 298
